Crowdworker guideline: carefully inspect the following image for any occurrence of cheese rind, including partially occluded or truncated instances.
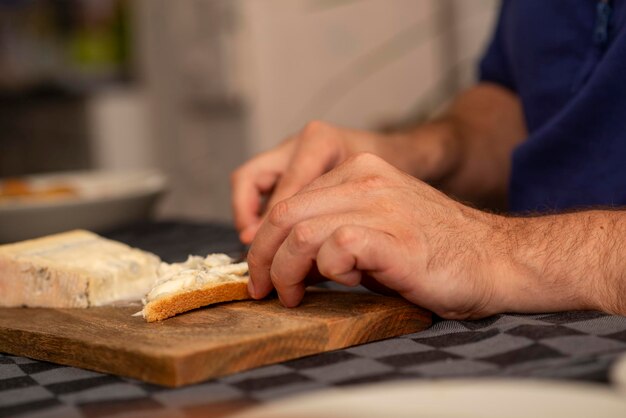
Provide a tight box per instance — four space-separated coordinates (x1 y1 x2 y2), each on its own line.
0 230 161 307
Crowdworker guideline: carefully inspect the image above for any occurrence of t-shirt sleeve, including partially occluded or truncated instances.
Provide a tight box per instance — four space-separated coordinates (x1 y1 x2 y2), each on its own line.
478 0 516 92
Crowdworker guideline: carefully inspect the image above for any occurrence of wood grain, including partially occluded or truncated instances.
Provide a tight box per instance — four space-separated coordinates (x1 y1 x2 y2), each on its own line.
0 290 431 387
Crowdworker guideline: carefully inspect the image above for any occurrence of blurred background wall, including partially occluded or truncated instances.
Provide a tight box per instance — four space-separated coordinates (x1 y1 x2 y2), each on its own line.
0 0 499 223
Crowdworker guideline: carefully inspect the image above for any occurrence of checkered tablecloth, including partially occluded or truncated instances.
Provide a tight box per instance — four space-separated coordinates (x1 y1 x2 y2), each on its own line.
2 222 626 418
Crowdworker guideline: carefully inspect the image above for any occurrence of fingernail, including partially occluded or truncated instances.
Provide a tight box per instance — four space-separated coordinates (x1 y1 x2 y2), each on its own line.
240 228 254 245
239 231 251 244
247 279 256 298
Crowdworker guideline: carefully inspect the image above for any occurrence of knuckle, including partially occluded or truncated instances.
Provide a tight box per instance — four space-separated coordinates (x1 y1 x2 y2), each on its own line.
268 200 292 228
332 226 362 250
346 152 380 166
290 223 315 252
301 120 329 138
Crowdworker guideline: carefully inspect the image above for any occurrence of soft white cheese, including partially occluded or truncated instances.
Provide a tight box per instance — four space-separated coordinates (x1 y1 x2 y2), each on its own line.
144 255 248 303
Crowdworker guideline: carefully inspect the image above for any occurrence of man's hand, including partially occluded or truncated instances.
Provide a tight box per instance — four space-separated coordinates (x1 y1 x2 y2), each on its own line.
234 84 626 318
246 153 510 319
231 121 389 244
246 152 626 318
232 84 526 245
246 153 624 318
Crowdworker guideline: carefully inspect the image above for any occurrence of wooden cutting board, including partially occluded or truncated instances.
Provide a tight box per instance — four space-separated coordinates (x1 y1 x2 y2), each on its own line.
0 290 431 387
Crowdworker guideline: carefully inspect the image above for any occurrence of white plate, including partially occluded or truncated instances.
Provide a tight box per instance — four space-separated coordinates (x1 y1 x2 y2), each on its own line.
611 353 626 395
232 379 626 418
0 170 166 243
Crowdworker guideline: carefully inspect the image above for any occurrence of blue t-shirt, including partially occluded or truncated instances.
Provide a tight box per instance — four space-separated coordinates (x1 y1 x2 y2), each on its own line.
480 0 626 213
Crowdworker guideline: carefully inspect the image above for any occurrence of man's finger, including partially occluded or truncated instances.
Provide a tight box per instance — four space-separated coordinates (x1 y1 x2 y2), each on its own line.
269 212 381 307
239 223 261 245
247 184 376 299
290 152 397 199
231 170 276 231
263 133 343 216
231 181 259 233
316 225 415 296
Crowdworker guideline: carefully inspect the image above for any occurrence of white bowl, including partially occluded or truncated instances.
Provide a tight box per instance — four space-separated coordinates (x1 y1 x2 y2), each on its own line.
0 169 166 243
611 352 626 395
232 379 626 418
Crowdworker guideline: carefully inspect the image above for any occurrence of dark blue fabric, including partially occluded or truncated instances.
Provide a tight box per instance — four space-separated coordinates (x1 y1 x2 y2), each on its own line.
479 0 626 213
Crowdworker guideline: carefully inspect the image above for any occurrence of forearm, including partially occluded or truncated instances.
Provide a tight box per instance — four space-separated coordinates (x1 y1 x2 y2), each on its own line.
380 83 527 209
494 210 626 315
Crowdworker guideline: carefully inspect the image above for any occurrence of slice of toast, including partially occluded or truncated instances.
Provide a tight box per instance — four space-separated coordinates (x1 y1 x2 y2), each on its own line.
139 254 250 322
0 230 161 308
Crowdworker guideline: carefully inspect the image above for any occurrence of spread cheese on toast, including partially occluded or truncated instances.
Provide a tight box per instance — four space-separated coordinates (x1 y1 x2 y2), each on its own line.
138 254 250 322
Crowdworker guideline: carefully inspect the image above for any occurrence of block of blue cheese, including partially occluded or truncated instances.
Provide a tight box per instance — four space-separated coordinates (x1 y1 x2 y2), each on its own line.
0 230 161 308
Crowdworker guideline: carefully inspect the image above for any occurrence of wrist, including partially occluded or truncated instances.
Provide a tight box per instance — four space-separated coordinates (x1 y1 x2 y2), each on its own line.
494 215 603 314
379 119 462 182
466 211 520 316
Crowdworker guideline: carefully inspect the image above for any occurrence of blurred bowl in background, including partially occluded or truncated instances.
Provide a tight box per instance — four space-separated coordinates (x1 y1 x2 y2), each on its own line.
0 169 166 243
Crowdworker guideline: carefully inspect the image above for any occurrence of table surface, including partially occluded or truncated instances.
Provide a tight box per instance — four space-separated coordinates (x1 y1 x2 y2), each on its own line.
2 221 626 418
